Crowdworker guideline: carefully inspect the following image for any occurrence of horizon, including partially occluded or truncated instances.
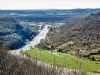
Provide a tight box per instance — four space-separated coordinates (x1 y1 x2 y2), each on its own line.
0 8 100 10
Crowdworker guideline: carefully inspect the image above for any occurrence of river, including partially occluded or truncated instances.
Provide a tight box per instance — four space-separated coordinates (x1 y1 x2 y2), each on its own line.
21 25 49 50
10 25 49 55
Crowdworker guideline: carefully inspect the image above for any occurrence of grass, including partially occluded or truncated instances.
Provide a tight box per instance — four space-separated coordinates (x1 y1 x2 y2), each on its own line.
23 48 100 72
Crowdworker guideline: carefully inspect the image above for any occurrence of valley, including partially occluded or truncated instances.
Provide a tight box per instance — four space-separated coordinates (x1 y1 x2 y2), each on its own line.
0 9 100 75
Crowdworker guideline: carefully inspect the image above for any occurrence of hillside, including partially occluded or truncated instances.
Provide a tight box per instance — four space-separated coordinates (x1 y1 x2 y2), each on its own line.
0 17 35 50
0 47 61 75
48 12 100 42
38 12 100 60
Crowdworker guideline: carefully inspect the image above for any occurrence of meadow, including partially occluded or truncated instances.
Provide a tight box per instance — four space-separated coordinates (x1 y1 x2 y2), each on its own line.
23 48 100 72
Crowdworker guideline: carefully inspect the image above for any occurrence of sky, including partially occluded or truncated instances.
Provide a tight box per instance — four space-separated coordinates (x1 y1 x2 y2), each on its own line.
0 0 100 9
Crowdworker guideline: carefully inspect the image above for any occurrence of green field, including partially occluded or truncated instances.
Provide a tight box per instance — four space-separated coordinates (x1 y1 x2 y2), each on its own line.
23 48 100 72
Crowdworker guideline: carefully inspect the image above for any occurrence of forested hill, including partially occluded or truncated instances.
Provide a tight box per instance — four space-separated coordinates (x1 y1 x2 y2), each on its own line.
48 12 100 45
0 17 35 50
63 12 100 40
38 12 100 60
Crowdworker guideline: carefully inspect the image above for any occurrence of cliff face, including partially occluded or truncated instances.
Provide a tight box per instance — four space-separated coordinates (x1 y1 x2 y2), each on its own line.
0 17 35 50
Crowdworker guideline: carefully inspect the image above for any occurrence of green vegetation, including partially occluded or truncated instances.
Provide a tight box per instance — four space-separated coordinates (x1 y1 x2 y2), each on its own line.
23 48 100 72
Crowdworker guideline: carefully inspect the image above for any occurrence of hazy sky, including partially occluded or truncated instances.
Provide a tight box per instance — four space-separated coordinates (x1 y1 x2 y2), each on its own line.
0 0 100 9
